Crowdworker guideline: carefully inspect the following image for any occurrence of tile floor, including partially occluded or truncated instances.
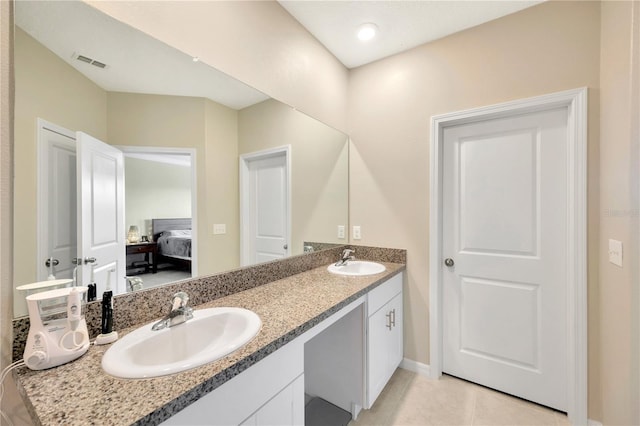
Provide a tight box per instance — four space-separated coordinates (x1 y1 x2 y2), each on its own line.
351 369 570 426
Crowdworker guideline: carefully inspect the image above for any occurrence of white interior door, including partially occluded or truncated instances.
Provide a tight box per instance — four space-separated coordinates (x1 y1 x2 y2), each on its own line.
249 154 288 264
442 107 569 411
240 147 290 266
37 121 76 282
76 132 126 297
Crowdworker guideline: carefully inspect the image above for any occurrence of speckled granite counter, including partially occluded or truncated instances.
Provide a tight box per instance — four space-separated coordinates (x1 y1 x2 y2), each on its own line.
14 259 405 425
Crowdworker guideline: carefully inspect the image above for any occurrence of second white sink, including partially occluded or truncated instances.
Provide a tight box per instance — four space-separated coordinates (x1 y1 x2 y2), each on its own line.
102 307 261 379
327 261 386 276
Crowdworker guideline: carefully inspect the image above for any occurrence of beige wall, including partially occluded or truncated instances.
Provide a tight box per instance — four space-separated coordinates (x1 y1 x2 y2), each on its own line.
124 157 192 237
203 99 240 274
13 27 107 300
599 2 639 425
0 0 14 371
238 99 349 255
86 0 349 133
348 0 603 419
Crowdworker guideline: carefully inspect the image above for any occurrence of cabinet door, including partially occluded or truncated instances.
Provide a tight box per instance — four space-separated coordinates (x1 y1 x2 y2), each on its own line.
367 292 403 408
388 292 403 371
253 374 304 426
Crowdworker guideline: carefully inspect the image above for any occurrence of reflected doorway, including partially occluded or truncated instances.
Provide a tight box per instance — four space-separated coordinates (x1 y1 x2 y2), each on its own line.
240 146 291 266
119 146 197 281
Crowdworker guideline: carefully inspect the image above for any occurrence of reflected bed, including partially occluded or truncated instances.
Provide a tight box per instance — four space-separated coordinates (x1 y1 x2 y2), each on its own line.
152 218 192 271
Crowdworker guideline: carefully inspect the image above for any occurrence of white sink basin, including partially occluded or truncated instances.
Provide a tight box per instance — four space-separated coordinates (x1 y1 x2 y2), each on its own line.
102 307 261 379
327 261 386 276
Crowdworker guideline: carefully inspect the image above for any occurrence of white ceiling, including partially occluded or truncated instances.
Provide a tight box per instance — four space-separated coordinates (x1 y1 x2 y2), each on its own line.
15 1 544 107
15 0 269 110
279 0 544 69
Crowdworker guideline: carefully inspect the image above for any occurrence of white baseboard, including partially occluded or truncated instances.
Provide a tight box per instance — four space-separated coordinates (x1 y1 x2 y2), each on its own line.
587 420 603 426
399 358 431 377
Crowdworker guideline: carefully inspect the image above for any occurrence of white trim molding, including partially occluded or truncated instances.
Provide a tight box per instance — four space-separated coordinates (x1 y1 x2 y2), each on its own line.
429 88 588 425
400 358 431 377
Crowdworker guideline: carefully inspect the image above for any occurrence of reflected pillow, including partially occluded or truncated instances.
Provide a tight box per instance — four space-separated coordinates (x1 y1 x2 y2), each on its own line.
162 229 191 237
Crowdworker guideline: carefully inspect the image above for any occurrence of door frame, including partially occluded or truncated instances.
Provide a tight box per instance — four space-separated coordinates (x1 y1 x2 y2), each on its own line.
118 146 198 278
36 118 76 282
239 145 291 266
429 88 587 424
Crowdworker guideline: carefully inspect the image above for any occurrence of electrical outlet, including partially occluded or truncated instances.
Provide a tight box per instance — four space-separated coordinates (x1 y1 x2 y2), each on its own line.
338 225 345 239
353 225 361 240
213 224 227 235
608 239 623 267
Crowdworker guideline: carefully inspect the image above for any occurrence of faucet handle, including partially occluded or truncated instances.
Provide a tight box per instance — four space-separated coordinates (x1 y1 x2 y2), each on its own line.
172 291 190 310
342 248 355 257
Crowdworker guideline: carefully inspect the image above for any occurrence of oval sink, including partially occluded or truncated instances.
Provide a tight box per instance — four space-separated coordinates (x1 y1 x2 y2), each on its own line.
102 307 261 379
327 261 386 276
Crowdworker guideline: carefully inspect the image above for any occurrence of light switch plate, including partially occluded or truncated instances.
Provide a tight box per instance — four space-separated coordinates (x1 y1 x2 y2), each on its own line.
353 225 361 240
213 224 227 235
608 239 623 267
338 225 345 239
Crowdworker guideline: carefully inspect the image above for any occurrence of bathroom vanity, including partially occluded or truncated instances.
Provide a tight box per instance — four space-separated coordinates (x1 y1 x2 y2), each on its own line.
13 247 405 425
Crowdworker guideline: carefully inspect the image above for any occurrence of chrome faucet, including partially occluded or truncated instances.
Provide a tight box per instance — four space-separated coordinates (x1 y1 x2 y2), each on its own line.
151 291 194 331
335 248 355 266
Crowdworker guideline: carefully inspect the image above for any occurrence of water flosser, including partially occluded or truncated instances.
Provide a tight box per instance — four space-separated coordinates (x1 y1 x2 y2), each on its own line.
67 287 82 332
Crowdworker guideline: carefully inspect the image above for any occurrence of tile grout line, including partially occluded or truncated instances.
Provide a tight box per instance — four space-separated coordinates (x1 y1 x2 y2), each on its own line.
469 384 479 426
385 369 413 426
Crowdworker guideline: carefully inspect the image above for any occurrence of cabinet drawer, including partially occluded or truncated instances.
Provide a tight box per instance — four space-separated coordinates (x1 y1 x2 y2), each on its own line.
368 273 402 316
127 244 155 254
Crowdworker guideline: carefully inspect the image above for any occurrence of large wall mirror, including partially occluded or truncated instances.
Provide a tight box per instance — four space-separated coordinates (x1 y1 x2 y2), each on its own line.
13 1 349 318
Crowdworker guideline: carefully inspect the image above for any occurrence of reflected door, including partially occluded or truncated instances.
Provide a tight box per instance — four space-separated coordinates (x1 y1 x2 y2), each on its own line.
76 132 126 297
241 148 290 266
442 107 569 410
37 122 77 282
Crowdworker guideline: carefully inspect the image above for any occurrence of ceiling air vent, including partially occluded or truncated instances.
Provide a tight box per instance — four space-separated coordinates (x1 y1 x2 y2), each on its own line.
73 53 109 69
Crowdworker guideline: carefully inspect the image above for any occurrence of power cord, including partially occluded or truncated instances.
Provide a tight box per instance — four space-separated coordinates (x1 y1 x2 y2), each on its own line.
0 360 26 426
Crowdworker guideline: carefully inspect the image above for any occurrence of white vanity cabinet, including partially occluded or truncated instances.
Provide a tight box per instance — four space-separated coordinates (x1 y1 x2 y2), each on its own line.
366 272 404 408
240 375 305 426
162 271 404 425
163 339 305 426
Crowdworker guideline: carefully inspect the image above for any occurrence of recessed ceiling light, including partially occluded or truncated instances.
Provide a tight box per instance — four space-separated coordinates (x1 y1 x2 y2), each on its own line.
357 23 378 41
192 56 200 62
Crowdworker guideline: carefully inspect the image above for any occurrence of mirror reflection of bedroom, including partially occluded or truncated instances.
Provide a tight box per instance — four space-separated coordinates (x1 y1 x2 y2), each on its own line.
124 152 194 290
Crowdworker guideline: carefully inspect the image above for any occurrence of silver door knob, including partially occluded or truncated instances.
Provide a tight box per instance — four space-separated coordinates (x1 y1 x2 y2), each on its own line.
45 258 59 267
84 257 97 264
283 244 288 250
444 258 454 267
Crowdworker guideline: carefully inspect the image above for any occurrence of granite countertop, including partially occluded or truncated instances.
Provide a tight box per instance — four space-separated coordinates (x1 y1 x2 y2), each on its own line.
15 261 405 426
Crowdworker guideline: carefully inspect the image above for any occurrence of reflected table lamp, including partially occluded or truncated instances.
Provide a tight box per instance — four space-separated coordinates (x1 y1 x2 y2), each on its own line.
127 226 140 243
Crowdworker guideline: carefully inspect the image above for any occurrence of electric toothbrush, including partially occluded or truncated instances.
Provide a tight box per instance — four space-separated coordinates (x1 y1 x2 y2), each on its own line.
95 268 118 345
